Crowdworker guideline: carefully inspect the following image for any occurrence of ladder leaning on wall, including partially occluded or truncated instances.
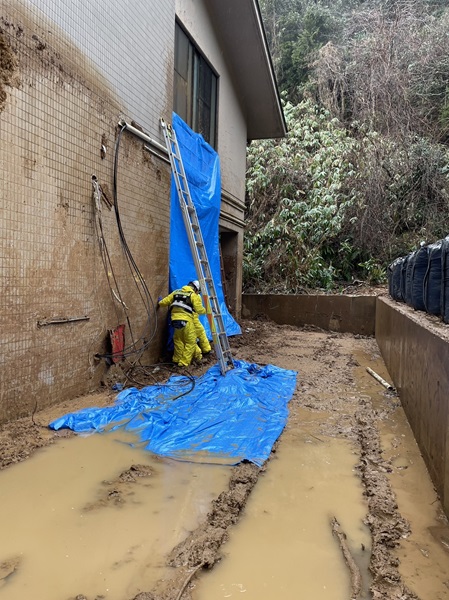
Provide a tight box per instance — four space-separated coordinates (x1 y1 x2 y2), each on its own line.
160 118 234 376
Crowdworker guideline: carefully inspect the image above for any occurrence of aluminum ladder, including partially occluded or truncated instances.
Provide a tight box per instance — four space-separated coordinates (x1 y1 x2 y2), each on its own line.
160 118 234 375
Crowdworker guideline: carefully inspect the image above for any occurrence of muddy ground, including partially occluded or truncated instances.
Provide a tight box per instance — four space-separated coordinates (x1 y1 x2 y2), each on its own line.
1 319 448 600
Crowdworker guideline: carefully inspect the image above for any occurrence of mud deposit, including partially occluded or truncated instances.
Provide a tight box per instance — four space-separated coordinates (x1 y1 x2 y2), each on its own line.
1 321 448 599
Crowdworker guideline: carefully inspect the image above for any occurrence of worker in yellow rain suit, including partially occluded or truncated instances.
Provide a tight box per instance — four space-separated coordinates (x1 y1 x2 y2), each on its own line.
189 281 211 358
193 312 212 356
158 280 206 367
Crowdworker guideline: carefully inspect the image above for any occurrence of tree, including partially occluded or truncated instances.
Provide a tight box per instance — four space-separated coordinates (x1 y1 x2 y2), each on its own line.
245 100 359 291
245 0 449 292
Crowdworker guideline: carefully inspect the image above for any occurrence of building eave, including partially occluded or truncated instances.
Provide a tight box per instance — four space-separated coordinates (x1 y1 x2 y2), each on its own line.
207 0 287 140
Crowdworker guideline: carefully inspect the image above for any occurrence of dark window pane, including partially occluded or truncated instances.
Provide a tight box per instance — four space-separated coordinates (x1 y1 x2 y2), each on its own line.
198 99 211 143
174 24 193 127
174 22 217 147
199 57 212 106
209 76 217 147
174 72 188 123
175 25 189 80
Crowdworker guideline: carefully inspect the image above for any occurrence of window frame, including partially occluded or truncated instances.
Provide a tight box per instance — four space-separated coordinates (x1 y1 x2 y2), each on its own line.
174 21 218 148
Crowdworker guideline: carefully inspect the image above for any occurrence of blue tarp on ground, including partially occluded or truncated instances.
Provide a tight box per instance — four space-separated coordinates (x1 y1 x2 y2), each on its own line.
49 360 297 467
168 112 241 338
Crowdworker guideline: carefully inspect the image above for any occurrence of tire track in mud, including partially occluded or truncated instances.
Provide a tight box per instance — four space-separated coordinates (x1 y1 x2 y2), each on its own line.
355 400 419 600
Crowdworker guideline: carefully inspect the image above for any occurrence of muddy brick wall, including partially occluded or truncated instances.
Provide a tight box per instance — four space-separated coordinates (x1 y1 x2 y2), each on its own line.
376 297 449 516
0 0 175 423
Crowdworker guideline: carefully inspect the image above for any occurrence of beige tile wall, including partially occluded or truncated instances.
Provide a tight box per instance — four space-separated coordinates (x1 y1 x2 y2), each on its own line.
0 0 175 422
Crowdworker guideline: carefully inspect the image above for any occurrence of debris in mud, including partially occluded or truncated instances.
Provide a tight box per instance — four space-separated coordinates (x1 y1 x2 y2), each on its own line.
331 516 362 600
0 556 21 585
168 463 260 569
132 463 262 600
84 464 154 511
118 463 153 482
0 419 55 470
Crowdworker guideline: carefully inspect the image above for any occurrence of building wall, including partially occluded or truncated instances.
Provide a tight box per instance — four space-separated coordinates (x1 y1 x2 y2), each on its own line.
175 0 247 203
0 0 176 423
1 0 250 423
175 0 246 317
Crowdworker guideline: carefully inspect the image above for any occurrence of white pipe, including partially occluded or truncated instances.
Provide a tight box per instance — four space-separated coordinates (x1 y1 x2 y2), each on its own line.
366 367 395 391
118 120 168 156
143 144 170 165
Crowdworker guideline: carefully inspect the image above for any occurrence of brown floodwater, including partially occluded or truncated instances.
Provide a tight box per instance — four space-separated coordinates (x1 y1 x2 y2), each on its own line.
0 432 231 600
194 434 371 600
354 347 449 600
193 342 449 600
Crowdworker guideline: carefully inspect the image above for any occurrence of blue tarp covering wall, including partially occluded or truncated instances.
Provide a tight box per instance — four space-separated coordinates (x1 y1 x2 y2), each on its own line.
50 118 297 465
168 113 241 338
50 360 297 467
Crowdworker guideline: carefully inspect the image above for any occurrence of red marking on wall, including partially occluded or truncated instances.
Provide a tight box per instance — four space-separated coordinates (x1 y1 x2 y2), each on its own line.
109 324 125 363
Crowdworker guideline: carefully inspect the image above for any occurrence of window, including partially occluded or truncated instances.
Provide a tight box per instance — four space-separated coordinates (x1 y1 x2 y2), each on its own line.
174 22 217 148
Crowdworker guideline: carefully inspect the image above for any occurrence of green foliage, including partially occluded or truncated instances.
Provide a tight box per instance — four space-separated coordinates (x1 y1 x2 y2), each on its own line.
357 259 387 285
279 6 337 99
246 0 449 293
244 99 359 291
259 0 362 99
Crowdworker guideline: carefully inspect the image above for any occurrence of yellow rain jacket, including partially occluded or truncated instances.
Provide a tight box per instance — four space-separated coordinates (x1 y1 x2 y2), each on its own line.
159 285 206 366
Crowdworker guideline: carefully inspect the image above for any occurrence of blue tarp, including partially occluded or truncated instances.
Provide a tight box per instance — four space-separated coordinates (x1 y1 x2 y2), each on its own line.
49 360 297 467
169 112 241 338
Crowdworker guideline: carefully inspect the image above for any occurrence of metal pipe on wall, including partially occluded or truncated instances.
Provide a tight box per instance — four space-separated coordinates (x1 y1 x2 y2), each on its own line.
118 120 169 162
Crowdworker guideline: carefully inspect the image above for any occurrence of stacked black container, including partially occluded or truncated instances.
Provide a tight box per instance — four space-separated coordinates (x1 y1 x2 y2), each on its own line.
388 237 449 323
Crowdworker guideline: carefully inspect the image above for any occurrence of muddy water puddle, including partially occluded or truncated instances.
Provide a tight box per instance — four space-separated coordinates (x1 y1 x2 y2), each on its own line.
195 435 371 600
354 347 449 599
0 432 231 600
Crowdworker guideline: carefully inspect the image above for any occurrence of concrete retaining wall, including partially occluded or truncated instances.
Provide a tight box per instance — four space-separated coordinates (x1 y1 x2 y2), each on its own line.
242 294 377 335
376 297 449 515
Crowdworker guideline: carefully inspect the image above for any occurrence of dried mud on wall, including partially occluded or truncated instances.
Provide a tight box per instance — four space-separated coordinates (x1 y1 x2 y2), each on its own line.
0 24 17 109
0 2 171 423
